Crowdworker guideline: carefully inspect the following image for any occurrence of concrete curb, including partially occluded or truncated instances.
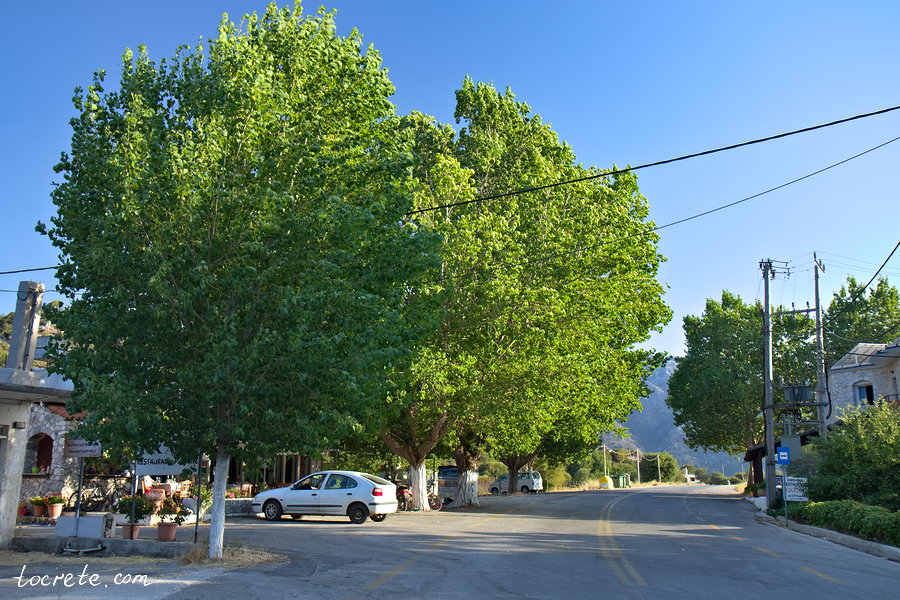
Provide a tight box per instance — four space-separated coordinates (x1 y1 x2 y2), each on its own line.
753 510 900 563
12 535 196 558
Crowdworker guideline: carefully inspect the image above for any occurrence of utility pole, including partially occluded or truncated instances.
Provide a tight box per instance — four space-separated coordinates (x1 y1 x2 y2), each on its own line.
602 444 608 477
636 448 641 485
761 259 777 505
814 253 828 438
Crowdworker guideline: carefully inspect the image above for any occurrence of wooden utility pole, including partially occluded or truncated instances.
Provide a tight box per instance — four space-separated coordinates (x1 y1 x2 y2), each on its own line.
814 253 828 438
761 260 777 505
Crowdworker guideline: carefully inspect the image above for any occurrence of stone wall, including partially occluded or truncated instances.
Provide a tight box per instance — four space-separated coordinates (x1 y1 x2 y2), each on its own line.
19 404 79 505
828 356 899 424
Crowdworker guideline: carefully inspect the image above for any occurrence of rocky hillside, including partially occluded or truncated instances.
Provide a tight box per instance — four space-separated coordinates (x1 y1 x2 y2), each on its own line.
602 360 745 476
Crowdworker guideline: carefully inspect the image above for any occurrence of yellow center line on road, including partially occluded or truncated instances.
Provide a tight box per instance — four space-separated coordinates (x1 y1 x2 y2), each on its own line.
801 566 843 584
754 546 782 558
596 492 646 587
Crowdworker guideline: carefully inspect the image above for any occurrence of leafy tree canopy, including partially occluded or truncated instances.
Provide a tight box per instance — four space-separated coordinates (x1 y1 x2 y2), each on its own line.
379 79 670 499
40 1 439 556
825 276 900 362
666 291 815 455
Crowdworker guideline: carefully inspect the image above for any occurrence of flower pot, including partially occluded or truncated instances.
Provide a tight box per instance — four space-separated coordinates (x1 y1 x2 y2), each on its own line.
121 524 141 539
47 503 64 519
32 505 47 518
157 523 178 542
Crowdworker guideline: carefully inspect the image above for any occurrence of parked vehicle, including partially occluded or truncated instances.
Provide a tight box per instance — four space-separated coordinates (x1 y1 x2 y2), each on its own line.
437 465 458 500
489 471 543 495
251 471 398 524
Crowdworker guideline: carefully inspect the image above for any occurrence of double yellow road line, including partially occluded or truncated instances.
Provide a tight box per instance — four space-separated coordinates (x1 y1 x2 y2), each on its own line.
597 492 646 587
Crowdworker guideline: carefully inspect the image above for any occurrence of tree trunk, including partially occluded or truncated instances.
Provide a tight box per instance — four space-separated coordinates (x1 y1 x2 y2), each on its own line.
452 445 480 507
408 462 429 512
500 454 532 494
457 469 480 507
208 443 230 559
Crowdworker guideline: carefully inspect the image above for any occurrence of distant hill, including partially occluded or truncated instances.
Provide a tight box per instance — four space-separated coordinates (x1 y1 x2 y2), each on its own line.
602 359 746 476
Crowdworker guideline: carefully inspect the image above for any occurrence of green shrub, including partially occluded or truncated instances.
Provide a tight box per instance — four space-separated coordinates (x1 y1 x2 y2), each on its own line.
570 465 594 485
708 471 729 485
543 466 572 491
478 460 507 480
771 500 900 547
806 403 899 511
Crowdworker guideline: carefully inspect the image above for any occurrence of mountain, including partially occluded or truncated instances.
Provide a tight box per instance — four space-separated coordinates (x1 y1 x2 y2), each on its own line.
602 359 745 476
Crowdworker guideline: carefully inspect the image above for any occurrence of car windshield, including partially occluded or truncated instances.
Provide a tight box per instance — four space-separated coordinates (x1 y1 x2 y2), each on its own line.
360 473 391 485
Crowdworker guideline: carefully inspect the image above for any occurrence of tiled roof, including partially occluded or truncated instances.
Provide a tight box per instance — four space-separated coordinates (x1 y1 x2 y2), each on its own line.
44 403 84 420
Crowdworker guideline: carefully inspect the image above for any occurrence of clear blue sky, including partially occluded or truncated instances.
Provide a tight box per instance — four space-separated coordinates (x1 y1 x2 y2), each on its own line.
3 1 899 356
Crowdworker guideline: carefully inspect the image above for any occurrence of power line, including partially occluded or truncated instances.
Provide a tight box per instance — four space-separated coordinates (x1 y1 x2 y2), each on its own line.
0 266 57 276
426 135 900 290
408 104 900 216
823 240 900 327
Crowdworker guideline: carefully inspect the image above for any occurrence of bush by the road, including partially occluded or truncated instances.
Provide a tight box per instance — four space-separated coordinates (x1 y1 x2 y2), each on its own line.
806 403 899 511
770 500 900 547
708 471 729 485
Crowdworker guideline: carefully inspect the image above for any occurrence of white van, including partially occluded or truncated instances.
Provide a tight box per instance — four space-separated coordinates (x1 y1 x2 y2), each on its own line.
488 471 543 494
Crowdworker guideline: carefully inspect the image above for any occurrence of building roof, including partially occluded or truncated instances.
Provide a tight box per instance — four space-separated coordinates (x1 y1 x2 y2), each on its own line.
831 339 900 371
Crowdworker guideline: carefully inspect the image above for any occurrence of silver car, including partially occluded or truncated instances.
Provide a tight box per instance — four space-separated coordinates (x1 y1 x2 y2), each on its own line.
251 470 398 524
489 471 543 495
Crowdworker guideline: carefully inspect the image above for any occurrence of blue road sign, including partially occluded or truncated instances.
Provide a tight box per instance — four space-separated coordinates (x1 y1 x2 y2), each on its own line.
776 446 790 465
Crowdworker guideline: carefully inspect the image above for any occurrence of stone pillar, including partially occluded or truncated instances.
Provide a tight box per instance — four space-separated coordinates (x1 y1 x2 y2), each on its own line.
5 281 44 371
0 402 31 547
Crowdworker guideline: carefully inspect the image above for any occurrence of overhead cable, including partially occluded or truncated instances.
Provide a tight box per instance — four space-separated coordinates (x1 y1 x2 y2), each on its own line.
823 239 900 327
426 135 900 289
408 104 900 215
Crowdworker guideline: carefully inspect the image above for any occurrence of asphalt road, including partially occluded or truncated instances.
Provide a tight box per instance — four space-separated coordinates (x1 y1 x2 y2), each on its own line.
3 485 898 599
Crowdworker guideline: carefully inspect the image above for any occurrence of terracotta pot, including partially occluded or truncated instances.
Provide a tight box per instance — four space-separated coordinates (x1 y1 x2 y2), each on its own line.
121 524 141 539
32 505 47 518
47 503 64 519
157 523 178 542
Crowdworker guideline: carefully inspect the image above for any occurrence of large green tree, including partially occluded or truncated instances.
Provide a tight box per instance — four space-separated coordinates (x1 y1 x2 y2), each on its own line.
380 80 669 504
666 291 815 461
41 3 438 558
824 276 900 362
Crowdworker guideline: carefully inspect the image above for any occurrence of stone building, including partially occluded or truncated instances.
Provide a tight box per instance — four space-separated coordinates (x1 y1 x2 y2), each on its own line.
827 338 900 422
0 281 71 547
18 400 80 506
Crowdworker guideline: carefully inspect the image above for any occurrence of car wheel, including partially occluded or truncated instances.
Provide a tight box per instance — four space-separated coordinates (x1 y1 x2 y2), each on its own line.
521 486 529 494
490 488 499 496
370 514 386 522
263 499 283 521
348 503 369 524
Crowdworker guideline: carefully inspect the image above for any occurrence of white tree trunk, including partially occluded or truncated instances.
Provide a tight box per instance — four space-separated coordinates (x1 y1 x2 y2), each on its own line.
408 463 430 511
208 445 230 559
455 469 480 507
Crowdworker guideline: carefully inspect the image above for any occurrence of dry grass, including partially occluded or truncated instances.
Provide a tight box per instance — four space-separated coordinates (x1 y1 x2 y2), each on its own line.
180 542 286 568
0 550 171 567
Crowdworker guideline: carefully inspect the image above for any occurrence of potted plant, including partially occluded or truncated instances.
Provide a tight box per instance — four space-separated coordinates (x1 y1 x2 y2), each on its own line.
144 490 165 514
29 497 47 518
156 498 189 542
45 495 66 519
115 495 153 539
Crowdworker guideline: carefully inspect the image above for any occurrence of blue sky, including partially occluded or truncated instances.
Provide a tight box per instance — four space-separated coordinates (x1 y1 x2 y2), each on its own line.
2 1 899 356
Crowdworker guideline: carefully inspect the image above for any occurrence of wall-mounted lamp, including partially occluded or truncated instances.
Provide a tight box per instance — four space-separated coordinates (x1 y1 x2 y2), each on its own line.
12 421 27 429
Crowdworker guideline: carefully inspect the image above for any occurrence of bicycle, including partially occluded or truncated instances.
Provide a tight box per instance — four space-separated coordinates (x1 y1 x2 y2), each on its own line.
396 484 413 511
394 484 442 511
68 482 131 512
